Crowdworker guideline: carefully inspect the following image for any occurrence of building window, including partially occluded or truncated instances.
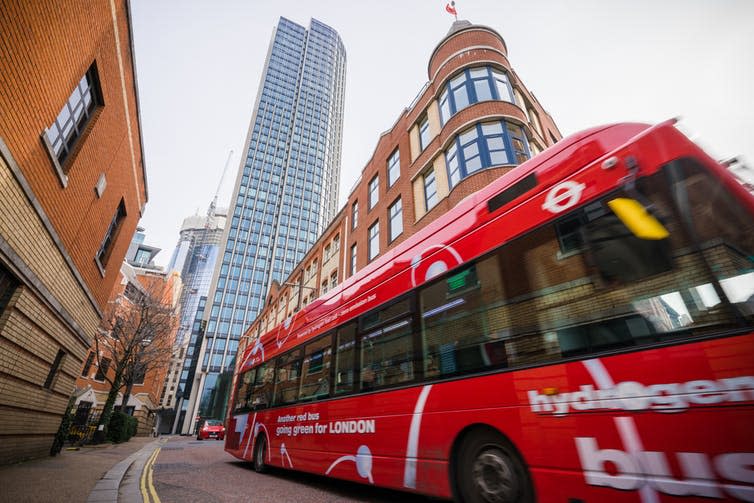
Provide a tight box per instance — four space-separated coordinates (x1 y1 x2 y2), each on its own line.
96 199 127 272
555 214 586 254
133 248 151 266
352 201 358 229
445 120 530 188
424 170 438 211
330 271 337 289
43 349 66 389
388 198 403 242
95 357 111 381
527 107 542 136
0 264 19 316
439 66 515 124
81 352 95 377
419 115 430 151
350 244 357 276
43 62 103 170
387 149 400 187
368 221 379 261
368 175 379 210
133 365 146 385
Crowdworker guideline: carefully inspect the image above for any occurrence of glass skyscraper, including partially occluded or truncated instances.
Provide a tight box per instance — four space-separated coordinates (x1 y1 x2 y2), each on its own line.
183 17 346 428
165 211 226 433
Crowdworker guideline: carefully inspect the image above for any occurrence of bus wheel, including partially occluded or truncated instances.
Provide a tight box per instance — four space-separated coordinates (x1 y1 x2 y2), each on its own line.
253 435 268 474
455 430 533 503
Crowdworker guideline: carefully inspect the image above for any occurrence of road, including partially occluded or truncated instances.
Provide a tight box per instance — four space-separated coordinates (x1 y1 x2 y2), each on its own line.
152 436 442 502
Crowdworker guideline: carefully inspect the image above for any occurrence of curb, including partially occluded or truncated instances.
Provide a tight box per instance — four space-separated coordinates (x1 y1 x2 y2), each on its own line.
86 438 164 503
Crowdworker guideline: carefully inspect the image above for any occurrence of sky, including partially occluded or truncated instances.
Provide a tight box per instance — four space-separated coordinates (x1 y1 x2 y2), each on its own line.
130 0 754 267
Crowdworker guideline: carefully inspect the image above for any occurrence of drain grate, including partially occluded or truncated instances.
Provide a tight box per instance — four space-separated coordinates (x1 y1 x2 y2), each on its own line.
161 446 184 451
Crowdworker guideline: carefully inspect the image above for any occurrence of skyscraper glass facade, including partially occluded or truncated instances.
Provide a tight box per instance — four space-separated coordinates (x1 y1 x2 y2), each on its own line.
187 17 346 425
166 212 226 432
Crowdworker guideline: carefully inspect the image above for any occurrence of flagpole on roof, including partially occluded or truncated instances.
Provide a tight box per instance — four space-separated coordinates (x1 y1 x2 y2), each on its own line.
445 1 458 21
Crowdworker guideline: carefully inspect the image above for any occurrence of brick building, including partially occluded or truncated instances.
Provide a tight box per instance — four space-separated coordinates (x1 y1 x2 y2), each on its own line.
0 0 147 462
74 263 180 438
244 21 561 343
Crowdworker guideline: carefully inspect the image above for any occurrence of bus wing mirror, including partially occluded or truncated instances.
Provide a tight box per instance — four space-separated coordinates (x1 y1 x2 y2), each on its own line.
607 198 670 240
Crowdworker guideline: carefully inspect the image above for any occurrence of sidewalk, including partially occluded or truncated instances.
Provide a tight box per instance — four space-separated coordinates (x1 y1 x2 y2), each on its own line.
0 436 161 503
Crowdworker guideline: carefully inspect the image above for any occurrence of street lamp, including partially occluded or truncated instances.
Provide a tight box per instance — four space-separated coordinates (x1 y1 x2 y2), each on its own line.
282 282 317 292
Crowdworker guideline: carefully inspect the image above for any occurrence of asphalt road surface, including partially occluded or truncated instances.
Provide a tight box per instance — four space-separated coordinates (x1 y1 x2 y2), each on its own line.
152 436 442 503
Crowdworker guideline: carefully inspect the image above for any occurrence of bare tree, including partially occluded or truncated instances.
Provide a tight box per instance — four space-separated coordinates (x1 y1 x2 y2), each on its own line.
93 280 177 441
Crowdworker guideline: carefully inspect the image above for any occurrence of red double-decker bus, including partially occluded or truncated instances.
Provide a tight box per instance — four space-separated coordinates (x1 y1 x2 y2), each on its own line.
225 120 754 502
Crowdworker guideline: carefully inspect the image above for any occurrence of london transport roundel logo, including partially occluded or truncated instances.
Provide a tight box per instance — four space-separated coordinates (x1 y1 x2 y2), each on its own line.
411 244 463 287
542 180 585 214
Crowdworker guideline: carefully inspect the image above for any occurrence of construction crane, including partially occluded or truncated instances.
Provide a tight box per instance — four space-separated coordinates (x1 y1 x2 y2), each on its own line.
208 149 234 220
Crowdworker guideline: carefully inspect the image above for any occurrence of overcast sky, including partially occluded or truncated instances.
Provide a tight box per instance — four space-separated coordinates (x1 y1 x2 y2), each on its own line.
130 0 754 267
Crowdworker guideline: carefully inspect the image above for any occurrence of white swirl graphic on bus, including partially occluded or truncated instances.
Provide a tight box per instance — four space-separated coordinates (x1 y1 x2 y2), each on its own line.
240 338 265 371
280 443 293 468
325 445 374 484
410 244 463 287
275 313 297 349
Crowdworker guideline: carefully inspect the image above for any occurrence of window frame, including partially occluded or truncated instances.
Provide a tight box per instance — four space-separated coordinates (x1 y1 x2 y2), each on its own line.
350 243 357 276
445 120 531 188
424 169 438 212
0 264 19 316
388 197 403 243
81 352 95 377
368 221 379 261
368 175 379 210
439 66 516 124
387 149 400 187
95 199 127 275
94 357 111 382
418 115 430 151
43 350 66 389
41 62 104 187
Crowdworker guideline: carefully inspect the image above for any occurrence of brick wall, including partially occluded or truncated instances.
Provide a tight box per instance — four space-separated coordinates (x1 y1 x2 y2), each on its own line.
0 0 146 463
0 0 146 307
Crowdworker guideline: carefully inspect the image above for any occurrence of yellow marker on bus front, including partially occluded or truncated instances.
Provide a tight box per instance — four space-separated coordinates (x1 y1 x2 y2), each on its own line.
608 198 670 240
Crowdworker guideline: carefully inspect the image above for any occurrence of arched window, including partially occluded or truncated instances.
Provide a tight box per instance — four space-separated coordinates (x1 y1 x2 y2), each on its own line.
445 120 530 188
439 67 515 124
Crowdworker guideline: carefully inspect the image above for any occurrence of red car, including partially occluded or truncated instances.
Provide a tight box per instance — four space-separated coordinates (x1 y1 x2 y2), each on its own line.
196 419 225 440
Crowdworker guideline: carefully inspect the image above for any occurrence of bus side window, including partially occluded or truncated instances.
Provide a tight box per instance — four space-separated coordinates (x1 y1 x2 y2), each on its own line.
334 323 356 394
237 368 256 411
299 334 332 400
420 259 508 378
250 362 275 409
359 298 414 390
274 350 302 406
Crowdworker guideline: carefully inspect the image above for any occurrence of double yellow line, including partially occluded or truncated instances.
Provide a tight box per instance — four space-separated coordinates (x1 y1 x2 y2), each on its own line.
140 446 161 503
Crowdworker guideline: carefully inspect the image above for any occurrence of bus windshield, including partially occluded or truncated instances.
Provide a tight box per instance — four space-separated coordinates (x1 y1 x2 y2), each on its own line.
421 156 754 373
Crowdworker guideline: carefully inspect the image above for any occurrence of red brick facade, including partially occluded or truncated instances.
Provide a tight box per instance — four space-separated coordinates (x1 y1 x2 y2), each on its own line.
0 0 146 463
247 22 562 341
0 0 147 305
